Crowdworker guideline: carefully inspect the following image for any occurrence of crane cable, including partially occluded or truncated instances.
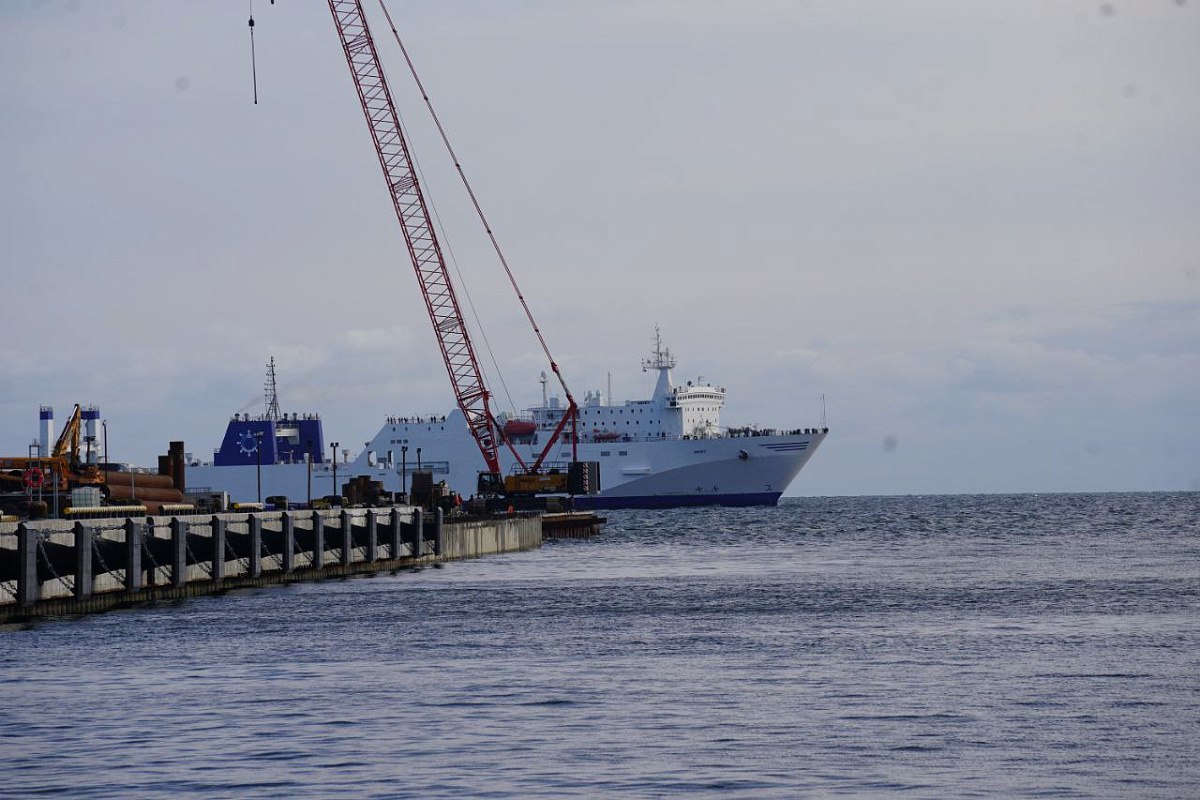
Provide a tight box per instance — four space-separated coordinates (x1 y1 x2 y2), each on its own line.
372 47 518 417
400 120 521 417
248 1 259 104
243 1 519 416
372 0 576 409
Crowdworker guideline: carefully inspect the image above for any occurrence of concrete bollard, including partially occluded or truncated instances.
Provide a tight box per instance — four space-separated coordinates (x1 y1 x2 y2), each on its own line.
170 518 187 588
413 509 424 557
17 524 39 607
434 508 443 556
248 515 263 577
74 522 94 599
389 508 402 559
365 510 378 562
123 518 142 593
340 509 353 566
281 512 295 573
211 515 226 582
143 521 155 588
311 510 324 569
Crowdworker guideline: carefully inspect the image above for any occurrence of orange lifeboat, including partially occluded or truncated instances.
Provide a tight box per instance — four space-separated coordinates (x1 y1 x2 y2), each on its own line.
593 430 621 442
503 419 537 438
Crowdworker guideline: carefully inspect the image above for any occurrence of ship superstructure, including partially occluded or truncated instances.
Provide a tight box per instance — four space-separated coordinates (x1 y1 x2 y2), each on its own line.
209 358 326 470
530 330 727 445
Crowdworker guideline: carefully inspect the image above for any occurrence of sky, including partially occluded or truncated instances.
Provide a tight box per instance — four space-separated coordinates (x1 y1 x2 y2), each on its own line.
1 0 1197 496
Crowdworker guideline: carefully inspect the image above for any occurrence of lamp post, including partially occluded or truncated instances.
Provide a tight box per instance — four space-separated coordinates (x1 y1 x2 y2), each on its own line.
254 431 264 503
101 419 108 520
416 447 422 472
330 441 340 498
306 439 313 507
400 445 407 497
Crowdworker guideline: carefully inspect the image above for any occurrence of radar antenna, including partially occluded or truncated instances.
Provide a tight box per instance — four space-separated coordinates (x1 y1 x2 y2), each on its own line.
642 325 676 372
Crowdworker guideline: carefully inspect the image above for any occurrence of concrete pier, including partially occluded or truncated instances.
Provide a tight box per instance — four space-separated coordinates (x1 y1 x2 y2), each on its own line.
541 512 607 539
0 506 542 622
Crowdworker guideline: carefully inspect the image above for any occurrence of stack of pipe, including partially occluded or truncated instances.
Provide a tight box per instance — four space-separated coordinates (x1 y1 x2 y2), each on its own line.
100 471 184 514
95 441 188 514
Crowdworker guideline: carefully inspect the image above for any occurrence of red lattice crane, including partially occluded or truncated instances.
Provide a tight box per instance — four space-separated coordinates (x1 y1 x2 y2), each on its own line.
325 0 577 481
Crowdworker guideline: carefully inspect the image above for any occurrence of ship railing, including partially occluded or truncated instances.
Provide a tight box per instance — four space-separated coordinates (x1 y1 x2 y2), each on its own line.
722 427 830 439
579 426 828 445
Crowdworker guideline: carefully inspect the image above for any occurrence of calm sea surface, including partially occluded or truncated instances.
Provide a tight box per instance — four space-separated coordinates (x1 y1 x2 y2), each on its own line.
2 493 1198 798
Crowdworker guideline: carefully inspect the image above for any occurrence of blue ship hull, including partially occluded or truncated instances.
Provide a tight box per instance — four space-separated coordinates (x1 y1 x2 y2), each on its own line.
573 491 783 510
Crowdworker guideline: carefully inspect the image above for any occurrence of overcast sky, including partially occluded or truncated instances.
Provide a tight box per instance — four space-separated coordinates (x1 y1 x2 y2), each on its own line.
2 0 1197 496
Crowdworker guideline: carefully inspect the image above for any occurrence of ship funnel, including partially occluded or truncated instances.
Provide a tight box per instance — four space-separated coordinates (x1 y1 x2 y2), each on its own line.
38 406 53 458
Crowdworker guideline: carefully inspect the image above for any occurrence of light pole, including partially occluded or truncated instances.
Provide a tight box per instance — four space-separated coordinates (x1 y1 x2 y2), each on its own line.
306 439 313 507
416 447 422 472
254 431 264 503
101 418 109 522
330 441 340 499
400 445 407 497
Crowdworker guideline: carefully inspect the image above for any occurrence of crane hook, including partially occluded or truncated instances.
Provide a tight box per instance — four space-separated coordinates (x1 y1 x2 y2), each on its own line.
248 1 259 104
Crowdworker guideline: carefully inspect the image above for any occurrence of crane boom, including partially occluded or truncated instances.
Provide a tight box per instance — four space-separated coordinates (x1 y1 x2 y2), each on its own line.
327 0 500 473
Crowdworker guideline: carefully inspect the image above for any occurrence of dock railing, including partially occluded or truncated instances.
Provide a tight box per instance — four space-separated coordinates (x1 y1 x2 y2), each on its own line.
0 506 437 613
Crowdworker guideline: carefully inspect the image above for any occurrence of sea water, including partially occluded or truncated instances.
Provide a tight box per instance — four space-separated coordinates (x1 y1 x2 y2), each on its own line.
2 493 1197 798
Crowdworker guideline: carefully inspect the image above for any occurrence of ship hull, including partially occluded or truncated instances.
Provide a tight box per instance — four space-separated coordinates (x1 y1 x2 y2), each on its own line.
573 491 782 510
188 417 826 509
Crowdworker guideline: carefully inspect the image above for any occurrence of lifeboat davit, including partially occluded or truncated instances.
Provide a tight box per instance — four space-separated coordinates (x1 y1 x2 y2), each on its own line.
503 419 537 438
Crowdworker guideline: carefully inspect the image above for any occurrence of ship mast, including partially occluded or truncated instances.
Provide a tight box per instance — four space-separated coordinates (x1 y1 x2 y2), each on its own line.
642 325 676 372
642 326 676 401
264 356 281 422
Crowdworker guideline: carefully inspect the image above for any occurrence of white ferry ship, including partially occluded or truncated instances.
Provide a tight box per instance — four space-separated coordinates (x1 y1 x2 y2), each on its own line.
186 335 827 509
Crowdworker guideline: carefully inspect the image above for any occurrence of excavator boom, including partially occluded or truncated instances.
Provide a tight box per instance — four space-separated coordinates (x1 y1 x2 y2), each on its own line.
51 404 81 461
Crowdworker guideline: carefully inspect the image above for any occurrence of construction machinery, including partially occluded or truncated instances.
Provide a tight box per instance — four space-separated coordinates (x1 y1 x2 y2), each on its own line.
0 405 103 500
324 2 597 503
0 407 189 518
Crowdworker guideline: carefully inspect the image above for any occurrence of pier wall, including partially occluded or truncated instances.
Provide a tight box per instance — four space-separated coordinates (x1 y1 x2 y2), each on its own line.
0 507 541 621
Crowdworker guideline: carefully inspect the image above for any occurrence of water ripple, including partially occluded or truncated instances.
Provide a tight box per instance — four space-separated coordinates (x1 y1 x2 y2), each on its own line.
1 492 1197 798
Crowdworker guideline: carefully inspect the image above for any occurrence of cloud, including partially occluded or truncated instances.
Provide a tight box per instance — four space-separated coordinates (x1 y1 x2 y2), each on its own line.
338 326 414 354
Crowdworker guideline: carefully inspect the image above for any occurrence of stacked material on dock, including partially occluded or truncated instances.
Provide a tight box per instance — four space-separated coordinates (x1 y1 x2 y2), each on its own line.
100 471 185 514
